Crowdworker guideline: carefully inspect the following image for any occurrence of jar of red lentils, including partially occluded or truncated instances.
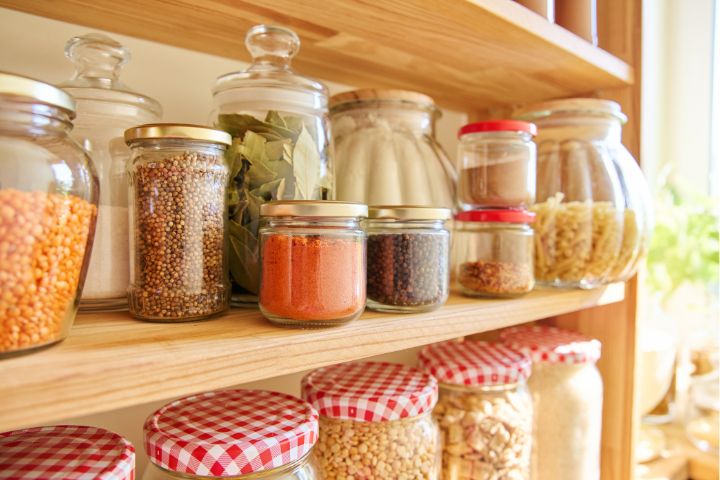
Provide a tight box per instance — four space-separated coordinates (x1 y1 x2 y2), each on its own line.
258 200 368 327
143 389 320 480
0 72 99 358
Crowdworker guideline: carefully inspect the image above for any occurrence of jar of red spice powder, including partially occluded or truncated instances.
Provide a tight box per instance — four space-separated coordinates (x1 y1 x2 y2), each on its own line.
259 201 368 327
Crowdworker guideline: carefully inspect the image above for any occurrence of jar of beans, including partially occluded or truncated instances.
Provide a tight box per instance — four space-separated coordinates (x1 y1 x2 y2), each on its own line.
125 124 230 322
0 72 98 358
366 206 451 312
143 389 321 480
302 361 442 479
453 210 535 298
258 201 367 327
419 340 534 480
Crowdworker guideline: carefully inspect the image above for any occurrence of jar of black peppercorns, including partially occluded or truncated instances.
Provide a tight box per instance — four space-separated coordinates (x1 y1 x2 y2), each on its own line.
365 206 451 312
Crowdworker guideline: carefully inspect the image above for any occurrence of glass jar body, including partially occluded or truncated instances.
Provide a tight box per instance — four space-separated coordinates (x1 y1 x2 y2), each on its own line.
313 412 441 479
0 96 98 357
127 139 229 322
435 382 533 480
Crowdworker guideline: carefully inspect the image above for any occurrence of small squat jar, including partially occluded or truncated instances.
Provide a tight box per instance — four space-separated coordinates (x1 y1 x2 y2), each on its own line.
126 124 231 322
366 206 451 312
143 389 321 480
259 201 367 327
453 210 535 297
303 361 441 479
419 340 533 480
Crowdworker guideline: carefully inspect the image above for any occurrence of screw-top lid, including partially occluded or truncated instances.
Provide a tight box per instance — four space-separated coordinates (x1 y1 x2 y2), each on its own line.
368 205 452 221
302 362 438 422
419 340 532 387
144 389 319 476
514 98 627 124
124 123 232 146
0 425 135 479
499 325 602 364
458 120 537 138
260 200 368 218
0 72 75 115
455 209 535 223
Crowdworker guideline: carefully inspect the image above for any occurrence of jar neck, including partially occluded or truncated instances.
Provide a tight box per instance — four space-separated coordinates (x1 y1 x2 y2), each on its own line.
150 453 312 479
0 98 73 137
128 138 228 154
264 216 362 229
460 131 534 143
333 102 437 136
456 221 532 232
366 219 447 231
534 113 622 143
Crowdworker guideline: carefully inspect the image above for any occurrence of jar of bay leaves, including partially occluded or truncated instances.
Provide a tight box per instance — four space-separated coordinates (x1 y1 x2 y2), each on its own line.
211 24 333 305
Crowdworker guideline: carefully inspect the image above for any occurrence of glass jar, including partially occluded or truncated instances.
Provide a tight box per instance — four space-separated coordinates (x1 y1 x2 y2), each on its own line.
457 120 537 209
0 72 98 358
419 340 533 480
330 89 456 208
500 325 604 480
60 33 162 312
685 371 719 454
258 201 367 327
303 362 441 479
366 206 451 313
452 210 535 298
125 124 230 322
143 389 320 480
211 24 333 305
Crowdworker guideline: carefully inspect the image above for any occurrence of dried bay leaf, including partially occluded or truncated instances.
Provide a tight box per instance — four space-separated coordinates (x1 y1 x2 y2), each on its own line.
293 125 321 199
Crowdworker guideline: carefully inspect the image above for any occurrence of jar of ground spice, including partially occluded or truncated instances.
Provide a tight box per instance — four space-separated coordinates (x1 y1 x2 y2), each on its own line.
453 210 536 298
258 201 367 327
366 206 451 312
125 124 230 322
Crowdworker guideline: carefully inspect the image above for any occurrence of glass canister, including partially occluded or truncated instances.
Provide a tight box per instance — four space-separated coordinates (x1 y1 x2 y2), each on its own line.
366 206 451 312
0 72 98 358
125 124 230 322
419 340 534 480
211 24 333 305
330 89 456 208
258 201 367 327
0 425 134 478
453 210 536 297
457 120 537 209
143 389 320 480
500 325 604 480
60 33 162 312
302 361 441 479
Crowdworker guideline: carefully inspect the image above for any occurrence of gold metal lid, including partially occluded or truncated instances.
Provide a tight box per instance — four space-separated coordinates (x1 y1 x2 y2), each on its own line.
260 201 368 218
368 205 452 221
124 123 232 146
0 72 75 115
514 98 627 123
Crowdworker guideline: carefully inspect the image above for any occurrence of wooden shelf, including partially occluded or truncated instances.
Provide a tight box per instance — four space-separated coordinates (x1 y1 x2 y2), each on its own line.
0 285 624 431
0 0 632 110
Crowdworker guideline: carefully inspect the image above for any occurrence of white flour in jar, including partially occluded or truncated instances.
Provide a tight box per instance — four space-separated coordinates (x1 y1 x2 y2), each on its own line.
82 204 129 299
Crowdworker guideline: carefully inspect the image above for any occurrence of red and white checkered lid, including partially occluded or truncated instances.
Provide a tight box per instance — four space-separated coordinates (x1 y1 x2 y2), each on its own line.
499 325 602 364
419 340 532 386
0 425 135 480
302 361 438 422
144 389 319 476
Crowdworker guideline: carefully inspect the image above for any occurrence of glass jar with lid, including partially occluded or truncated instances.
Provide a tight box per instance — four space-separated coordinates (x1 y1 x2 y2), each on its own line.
143 389 320 480
60 33 162 312
258 201 367 327
330 88 456 208
0 72 98 358
125 124 230 322
366 206 451 312
211 24 333 305
302 361 441 479
452 210 535 298
419 340 534 480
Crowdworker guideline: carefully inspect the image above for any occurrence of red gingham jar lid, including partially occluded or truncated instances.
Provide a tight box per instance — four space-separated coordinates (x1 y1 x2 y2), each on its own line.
0 425 134 479
419 340 532 386
144 389 319 477
499 325 602 364
302 362 438 422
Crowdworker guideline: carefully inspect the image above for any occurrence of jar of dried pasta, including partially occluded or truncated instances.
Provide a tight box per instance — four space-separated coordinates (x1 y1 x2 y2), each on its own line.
500 325 603 480
419 340 533 480
302 361 441 479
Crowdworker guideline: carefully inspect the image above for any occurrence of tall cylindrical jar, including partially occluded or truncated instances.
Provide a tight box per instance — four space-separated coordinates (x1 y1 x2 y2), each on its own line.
303 361 442 479
211 24 333 305
125 124 230 322
0 72 98 358
143 389 321 480
419 340 534 480
60 33 162 312
500 325 603 480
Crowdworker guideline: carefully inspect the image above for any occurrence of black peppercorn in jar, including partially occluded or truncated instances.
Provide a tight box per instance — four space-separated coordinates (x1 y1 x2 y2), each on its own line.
365 206 451 312
125 124 231 322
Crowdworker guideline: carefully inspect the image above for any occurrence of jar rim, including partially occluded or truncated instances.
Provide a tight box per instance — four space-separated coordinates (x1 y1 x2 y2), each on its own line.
0 71 76 116
455 210 535 223
124 123 232 146
514 98 628 124
458 120 537 138
368 205 451 221
261 200 368 218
